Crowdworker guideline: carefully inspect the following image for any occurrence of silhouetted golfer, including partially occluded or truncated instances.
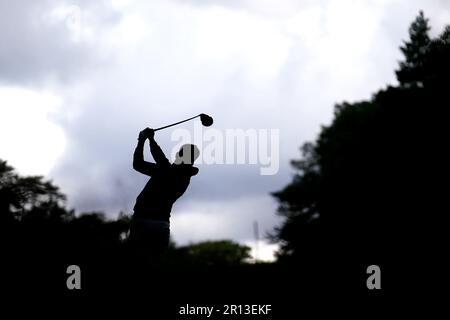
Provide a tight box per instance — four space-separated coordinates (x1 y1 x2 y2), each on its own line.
128 128 199 261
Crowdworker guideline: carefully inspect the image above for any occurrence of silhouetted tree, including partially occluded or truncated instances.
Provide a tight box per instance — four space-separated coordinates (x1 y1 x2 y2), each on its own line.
422 25 450 89
0 159 67 222
166 240 251 267
1 159 132 280
272 12 448 266
396 11 431 88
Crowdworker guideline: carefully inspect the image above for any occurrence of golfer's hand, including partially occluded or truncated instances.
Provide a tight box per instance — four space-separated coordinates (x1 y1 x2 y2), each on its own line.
145 128 155 140
138 129 149 141
139 128 154 140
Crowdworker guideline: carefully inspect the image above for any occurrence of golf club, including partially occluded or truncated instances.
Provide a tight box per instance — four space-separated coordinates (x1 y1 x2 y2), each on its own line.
154 113 213 131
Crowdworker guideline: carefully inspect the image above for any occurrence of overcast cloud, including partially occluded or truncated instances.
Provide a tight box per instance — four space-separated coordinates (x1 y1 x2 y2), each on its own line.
1 0 449 260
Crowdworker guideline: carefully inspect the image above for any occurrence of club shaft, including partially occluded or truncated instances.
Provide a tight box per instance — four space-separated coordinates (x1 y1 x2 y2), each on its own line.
154 114 200 131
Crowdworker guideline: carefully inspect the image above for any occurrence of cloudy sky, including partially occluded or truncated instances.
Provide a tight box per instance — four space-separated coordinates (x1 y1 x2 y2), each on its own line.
1 0 449 260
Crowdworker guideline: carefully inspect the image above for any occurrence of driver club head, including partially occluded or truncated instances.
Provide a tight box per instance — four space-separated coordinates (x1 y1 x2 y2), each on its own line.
200 113 213 127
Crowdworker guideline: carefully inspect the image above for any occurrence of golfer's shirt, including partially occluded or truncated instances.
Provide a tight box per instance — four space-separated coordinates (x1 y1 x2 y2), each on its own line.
132 141 199 222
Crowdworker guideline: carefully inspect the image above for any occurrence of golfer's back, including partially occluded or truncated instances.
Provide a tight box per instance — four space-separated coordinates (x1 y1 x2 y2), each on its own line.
133 164 199 221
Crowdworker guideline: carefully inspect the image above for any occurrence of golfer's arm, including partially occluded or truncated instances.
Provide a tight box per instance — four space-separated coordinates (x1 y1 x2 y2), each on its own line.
149 138 170 165
133 139 156 175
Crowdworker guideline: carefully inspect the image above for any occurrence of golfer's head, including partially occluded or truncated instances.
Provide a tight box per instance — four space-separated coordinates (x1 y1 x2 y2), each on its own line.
175 144 200 165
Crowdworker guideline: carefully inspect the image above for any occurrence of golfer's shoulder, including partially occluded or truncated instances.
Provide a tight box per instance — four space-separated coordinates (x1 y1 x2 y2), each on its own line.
171 164 199 176
183 166 199 176
191 166 199 176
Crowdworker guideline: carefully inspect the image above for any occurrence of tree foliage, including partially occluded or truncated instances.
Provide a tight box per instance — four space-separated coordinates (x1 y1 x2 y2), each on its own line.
168 240 251 267
396 11 431 87
0 160 66 221
272 12 448 263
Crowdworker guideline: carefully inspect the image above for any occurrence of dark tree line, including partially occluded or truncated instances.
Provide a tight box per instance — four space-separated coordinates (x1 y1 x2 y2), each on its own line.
0 159 251 281
271 12 448 270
